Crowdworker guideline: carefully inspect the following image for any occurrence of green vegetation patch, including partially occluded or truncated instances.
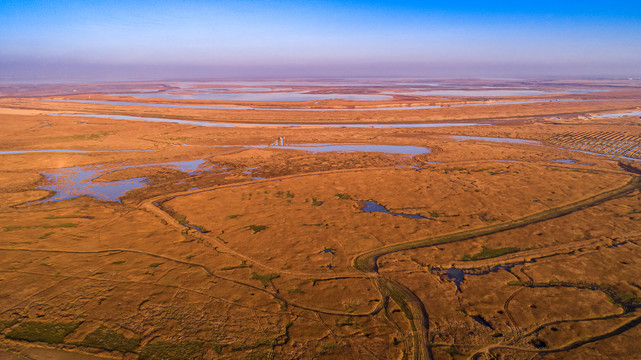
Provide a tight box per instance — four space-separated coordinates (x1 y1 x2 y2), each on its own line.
42 222 77 229
173 214 187 225
510 280 641 307
272 322 293 347
0 319 17 331
6 321 80 344
611 291 641 305
38 231 55 239
149 262 163 268
45 215 90 219
48 132 111 142
227 214 242 219
478 214 500 222
319 342 340 354
221 260 251 271
233 349 273 359
77 132 110 140
274 190 294 198
461 246 520 261
598 284 641 306
231 338 272 351
443 344 464 356
138 341 203 360
247 225 267 233
112 260 126 265
79 325 140 353
335 193 352 200
444 167 468 174
507 280 525 286
251 272 280 287
4 223 77 231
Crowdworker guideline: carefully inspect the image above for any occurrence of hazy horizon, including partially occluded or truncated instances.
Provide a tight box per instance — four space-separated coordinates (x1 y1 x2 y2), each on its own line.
2 0 640 82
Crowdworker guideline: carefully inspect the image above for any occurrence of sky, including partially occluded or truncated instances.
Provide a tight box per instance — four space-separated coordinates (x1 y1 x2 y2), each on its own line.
1 0 640 81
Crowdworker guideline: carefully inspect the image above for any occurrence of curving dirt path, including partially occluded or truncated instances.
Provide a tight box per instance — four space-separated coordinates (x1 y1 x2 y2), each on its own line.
351 175 640 360
468 314 641 359
135 162 640 360
0 247 382 318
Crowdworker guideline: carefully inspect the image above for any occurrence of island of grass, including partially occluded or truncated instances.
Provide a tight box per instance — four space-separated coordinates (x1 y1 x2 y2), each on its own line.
460 246 520 261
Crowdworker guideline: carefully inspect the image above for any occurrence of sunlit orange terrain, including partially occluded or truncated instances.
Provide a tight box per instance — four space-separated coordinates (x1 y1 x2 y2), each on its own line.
1 79 641 359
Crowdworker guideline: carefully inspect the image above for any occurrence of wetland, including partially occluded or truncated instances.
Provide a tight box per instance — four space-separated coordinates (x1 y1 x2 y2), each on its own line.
1 78 641 360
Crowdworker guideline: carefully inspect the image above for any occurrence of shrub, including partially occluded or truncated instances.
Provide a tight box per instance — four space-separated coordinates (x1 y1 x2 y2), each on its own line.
247 225 267 233
251 272 280 287
461 246 520 261
79 325 140 353
138 341 203 360
6 321 79 344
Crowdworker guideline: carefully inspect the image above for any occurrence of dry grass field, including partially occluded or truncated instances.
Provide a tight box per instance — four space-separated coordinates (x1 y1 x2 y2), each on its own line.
1 79 641 359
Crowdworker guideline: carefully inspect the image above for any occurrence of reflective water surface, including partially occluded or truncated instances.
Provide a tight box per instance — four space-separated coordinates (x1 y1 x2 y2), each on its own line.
361 200 428 219
51 114 490 128
256 143 431 155
57 98 593 111
112 91 392 101
593 111 641 118
37 159 214 202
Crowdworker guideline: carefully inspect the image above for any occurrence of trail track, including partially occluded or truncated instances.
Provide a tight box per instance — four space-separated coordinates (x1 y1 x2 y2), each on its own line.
137 162 641 360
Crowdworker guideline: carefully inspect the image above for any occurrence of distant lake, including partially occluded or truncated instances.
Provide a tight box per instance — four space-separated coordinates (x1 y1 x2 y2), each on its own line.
258 143 431 155
386 89 601 97
56 99 586 111
51 114 490 128
113 91 392 101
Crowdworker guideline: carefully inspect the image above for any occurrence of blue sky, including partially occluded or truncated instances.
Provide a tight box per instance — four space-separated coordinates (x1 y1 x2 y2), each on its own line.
1 0 640 80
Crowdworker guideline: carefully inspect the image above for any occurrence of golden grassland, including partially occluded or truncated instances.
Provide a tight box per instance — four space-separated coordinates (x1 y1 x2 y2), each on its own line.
1 82 641 359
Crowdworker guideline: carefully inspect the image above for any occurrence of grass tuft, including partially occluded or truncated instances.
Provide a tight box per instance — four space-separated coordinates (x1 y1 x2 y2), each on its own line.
274 190 294 198
6 321 79 344
5 223 77 231
251 272 280 287
507 280 525 286
0 319 17 331
45 215 90 219
38 231 55 239
78 325 140 353
247 225 267 233
221 260 251 271
173 214 187 225
461 246 520 261
138 341 203 360
319 342 340 354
